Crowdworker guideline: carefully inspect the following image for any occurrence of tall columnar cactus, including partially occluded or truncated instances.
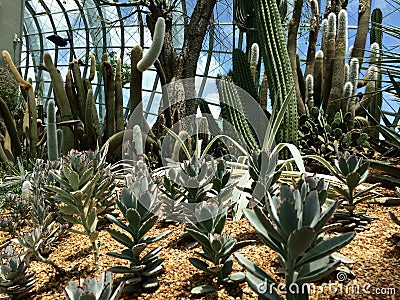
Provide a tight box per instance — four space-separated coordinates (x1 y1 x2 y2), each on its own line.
0 96 22 158
115 58 125 133
350 0 371 68
305 74 314 110
326 9 348 119
102 61 116 143
46 100 59 161
43 53 74 153
305 0 320 77
232 48 258 101
321 13 336 113
369 9 383 139
2 50 38 157
313 50 324 109
218 76 259 151
255 0 299 146
129 17 165 127
250 43 260 85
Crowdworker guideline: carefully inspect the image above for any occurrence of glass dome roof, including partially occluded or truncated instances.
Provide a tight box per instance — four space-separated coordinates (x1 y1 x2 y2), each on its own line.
13 0 400 124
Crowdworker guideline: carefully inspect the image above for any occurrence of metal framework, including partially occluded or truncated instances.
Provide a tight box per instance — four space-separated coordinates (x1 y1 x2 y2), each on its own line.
21 0 234 125
20 0 400 124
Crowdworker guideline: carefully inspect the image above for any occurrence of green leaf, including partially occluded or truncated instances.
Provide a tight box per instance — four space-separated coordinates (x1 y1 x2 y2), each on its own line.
234 253 278 286
63 215 82 225
296 232 355 269
346 172 361 191
287 227 315 260
68 171 80 191
191 285 215 295
138 215 158 241
87 207 98 232
142 277 158 288
107 228 134 249
186 229 211 249
59 205 80 216
189 258 210 273
297 260 340 283
109 265 145 273
126 208 141 232
277 200 298 238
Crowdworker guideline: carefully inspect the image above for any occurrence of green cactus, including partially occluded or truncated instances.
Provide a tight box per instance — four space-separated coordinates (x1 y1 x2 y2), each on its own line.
102 61 116 143
2 50 38 158
321 13 336 113
232 49 258 101
218 76 259 151
0 96 22 158
255 0 299 146
115 58 124 133
326 9 348 119
305 0 320 77
250 43 260 85
313 50 324 109
305 74 314 110
43 53 74 153
46 100 58 161
369 8 383 140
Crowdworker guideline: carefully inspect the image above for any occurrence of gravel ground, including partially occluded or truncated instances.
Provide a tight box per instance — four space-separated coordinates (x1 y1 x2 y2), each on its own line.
1 202 399 299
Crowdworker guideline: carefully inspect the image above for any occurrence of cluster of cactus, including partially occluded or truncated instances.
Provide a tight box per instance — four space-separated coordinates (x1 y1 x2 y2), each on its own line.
186 201 254 294
331 152 379 230
300 4 381 132
44 149 116 268
0 51 37 163
229 0 299 152
0 246 35 299
65 272 124 300
236 175 355 299
106 164 171 292
299 107 370 160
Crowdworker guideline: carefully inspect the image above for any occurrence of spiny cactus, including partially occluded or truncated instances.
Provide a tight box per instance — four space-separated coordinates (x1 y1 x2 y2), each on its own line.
137 17 165 72
2 51 37 158
255 0 300 145
218 77 259 151
326 9 348 119
65 272 124 300
250 43 260 85
47 100 59 161
305 74 314 110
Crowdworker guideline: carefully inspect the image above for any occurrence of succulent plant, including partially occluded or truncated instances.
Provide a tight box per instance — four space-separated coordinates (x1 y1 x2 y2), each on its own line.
0 193 30 235
247 149 280 205
46 149 116 226
186 201 254 294
0 246 35 299
106 165 170 292
64 272 124 300
44 149 116 268
331 152 379 230
236 175 355 299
